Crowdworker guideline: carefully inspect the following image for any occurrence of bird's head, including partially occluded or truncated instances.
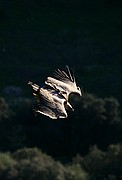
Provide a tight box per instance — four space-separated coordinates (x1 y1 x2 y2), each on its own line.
75 86 82 97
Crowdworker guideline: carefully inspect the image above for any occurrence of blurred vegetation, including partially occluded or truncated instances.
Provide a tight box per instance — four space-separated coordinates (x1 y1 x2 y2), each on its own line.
0 93 122 179
0 0 122 179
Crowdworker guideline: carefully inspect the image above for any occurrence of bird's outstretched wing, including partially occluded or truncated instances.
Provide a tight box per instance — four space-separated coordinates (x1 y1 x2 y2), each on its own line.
53 65 76 86
36 88 68 119
45 66 81 98
28 82 68 119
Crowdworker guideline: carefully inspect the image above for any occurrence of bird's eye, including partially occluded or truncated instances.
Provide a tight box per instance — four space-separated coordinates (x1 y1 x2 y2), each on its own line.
77 87 80 91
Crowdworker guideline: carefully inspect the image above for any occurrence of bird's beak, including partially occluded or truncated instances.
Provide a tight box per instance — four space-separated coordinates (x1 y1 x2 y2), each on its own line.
76 91 82 97
80 91 82 96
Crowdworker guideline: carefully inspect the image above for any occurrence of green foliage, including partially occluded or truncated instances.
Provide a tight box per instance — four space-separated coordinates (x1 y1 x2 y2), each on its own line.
73 144 122 179
79 94 120 124
0 93 121 155
0 97 31 151
0 97 13 120
0 153 16 171
8 97 31 115
80 145 105 176
67 93 121 154
0 148 89 180
0 153 17 180
64 164 89 180
104 97 120 124
0 145 122 180
13 148 65 180
0 93 121 179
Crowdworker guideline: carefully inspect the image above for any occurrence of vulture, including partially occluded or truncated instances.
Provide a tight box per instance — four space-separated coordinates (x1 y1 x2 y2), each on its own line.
28 66 82 119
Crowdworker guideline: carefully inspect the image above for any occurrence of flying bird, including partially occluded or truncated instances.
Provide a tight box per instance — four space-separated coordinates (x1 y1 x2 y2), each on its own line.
28 66 81 119
28 81 74 119
45 65 82 102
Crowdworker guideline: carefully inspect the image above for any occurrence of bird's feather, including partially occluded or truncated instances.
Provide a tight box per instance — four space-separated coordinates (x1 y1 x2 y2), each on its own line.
45 66 81 99
53 66 75 84
28 82 68 119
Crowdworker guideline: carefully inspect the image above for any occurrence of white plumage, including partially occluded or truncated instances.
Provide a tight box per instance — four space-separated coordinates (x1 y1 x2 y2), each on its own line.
45 66 82 101
28 66 82 119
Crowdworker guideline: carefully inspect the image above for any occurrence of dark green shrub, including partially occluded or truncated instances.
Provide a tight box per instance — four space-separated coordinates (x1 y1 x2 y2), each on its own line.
73 144 122 179
66 93 121 154
13 147 64 180
64 163 89 180
0 97 13 120
0 152 17 180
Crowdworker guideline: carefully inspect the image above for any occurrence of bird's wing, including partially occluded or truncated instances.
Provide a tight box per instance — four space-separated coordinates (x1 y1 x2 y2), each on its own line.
45 77 70 95
45 66 78 98
35 105 58 119
34 88 67 119
28 81 58 119
53 65 76 87
28 81 40 93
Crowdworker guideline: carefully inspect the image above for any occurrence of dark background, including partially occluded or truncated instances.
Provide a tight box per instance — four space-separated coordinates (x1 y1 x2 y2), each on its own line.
0 0 122 179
